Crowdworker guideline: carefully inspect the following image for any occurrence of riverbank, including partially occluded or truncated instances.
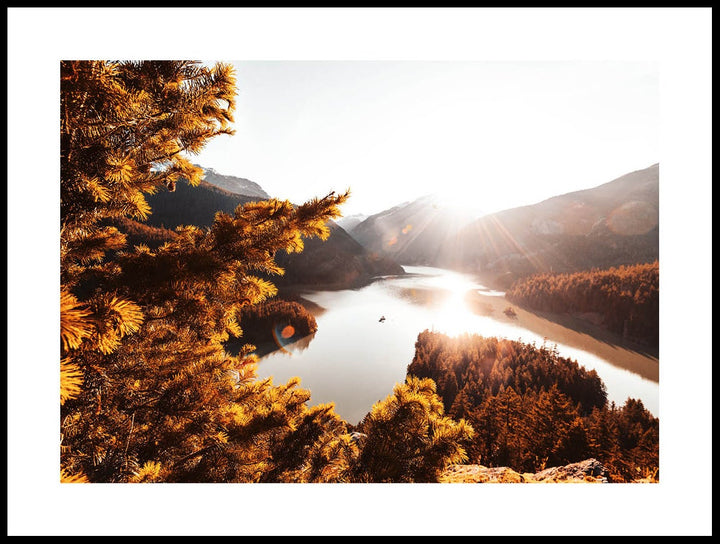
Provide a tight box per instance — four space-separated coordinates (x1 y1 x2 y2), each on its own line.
466 290 659 383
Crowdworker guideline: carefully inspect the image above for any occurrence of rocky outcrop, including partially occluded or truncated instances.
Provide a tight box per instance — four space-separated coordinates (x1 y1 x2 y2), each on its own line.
531 458 609 483
440 459 610 483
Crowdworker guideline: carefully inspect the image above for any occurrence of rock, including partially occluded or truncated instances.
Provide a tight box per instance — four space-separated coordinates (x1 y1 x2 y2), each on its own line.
440 465 525 483
530 458 609 483
440 458 609 483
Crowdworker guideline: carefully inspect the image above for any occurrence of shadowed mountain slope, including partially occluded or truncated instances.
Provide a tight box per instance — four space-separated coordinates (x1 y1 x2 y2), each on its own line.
141 169 403 289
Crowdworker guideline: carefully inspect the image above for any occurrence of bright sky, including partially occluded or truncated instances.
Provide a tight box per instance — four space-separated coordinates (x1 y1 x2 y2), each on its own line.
195 60 659 218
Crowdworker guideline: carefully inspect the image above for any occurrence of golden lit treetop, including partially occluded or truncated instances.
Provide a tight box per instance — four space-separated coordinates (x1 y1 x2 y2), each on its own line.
61 60 237 232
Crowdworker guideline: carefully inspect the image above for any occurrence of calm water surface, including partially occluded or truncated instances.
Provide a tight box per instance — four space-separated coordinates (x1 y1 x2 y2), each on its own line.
256 266 659 424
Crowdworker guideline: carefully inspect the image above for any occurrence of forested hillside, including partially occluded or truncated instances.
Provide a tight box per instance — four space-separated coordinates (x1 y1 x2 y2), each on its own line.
505 261 659 346
455 164 659 287
145 178 404 289
407 331 659 482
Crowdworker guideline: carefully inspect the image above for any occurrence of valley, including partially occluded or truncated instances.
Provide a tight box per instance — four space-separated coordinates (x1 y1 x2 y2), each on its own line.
255 265 658 425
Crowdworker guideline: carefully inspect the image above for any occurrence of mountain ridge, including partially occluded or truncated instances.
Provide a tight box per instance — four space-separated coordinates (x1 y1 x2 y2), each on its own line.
141 167 404 289
195 165 270 199
348 163 659 288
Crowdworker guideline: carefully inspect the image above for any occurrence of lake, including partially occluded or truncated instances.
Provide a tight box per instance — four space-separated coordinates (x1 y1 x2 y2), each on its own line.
256 266 659 424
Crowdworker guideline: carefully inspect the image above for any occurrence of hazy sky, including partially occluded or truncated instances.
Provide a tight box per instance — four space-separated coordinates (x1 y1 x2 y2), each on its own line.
195 60 659 217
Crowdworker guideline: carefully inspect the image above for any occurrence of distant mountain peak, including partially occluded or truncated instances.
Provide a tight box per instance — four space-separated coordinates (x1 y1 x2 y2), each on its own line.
195 164 270 199
348 164 659 284
335 213 369 232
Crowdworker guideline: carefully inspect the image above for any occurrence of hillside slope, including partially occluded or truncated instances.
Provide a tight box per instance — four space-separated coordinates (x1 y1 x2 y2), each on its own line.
143 171 403 289
350 194 479 265
456 163 659 286
350 164 659 288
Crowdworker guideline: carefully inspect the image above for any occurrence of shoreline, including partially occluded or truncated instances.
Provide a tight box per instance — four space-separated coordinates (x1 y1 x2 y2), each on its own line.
466 291 659 383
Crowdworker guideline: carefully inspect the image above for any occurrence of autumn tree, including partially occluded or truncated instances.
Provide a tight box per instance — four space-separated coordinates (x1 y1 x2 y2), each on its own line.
60 60 358 482
504 262 659 346
351 377 475 483
407 331 658 480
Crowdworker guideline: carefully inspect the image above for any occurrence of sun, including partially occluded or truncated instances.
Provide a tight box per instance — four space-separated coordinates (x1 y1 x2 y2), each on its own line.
427 271 482 337
427 192 487 220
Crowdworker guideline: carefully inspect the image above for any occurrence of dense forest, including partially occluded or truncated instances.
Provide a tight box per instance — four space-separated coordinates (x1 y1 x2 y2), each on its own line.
406 331 659 482
504 261 659 346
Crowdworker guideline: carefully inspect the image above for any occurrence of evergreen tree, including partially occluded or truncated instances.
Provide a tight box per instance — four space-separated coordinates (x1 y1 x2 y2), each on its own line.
352 377 474 482
60 60 356 482
407 331 658 481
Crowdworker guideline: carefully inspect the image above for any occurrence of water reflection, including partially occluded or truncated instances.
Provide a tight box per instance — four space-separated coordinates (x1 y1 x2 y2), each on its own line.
267 332 316 357
240 332 316 359
256 266 659 423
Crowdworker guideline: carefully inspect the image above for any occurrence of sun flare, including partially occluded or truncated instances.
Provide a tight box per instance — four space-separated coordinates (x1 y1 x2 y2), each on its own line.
427 272 482 337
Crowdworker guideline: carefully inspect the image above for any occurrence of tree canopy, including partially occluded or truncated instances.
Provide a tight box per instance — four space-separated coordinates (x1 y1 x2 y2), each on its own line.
59 60 471 484
60 60 356 482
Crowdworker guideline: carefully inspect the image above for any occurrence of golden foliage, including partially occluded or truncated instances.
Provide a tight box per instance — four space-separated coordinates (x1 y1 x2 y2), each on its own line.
59 61 387 484
60 358 84 405
82 176 111 203
60 288 93 351
60 468 89 483
241 276 278 305
353 376 475 483
105 296 144 336
129 461 163 483
89 294 144 354
128 190 152 221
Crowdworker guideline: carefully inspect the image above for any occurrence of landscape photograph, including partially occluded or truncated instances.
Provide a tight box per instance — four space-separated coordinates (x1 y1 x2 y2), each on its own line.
8 7 712 537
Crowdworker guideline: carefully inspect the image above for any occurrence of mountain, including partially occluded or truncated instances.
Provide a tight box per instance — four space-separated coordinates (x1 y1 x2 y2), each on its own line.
349 194 481 266
272 221 404 290
350 164 659 289
142 168 403 289
334 213 368 232
196 166 270 199
455 163 659 287
145 176 258 229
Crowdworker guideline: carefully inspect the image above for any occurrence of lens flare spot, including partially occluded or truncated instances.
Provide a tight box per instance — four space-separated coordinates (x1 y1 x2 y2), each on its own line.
402 224 413 234
270 323 315 356
272 324 296 354
387 236 398 247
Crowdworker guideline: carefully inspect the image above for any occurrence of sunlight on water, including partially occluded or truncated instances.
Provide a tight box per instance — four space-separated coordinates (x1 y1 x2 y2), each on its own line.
417 268 484 337
256 266 659 424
